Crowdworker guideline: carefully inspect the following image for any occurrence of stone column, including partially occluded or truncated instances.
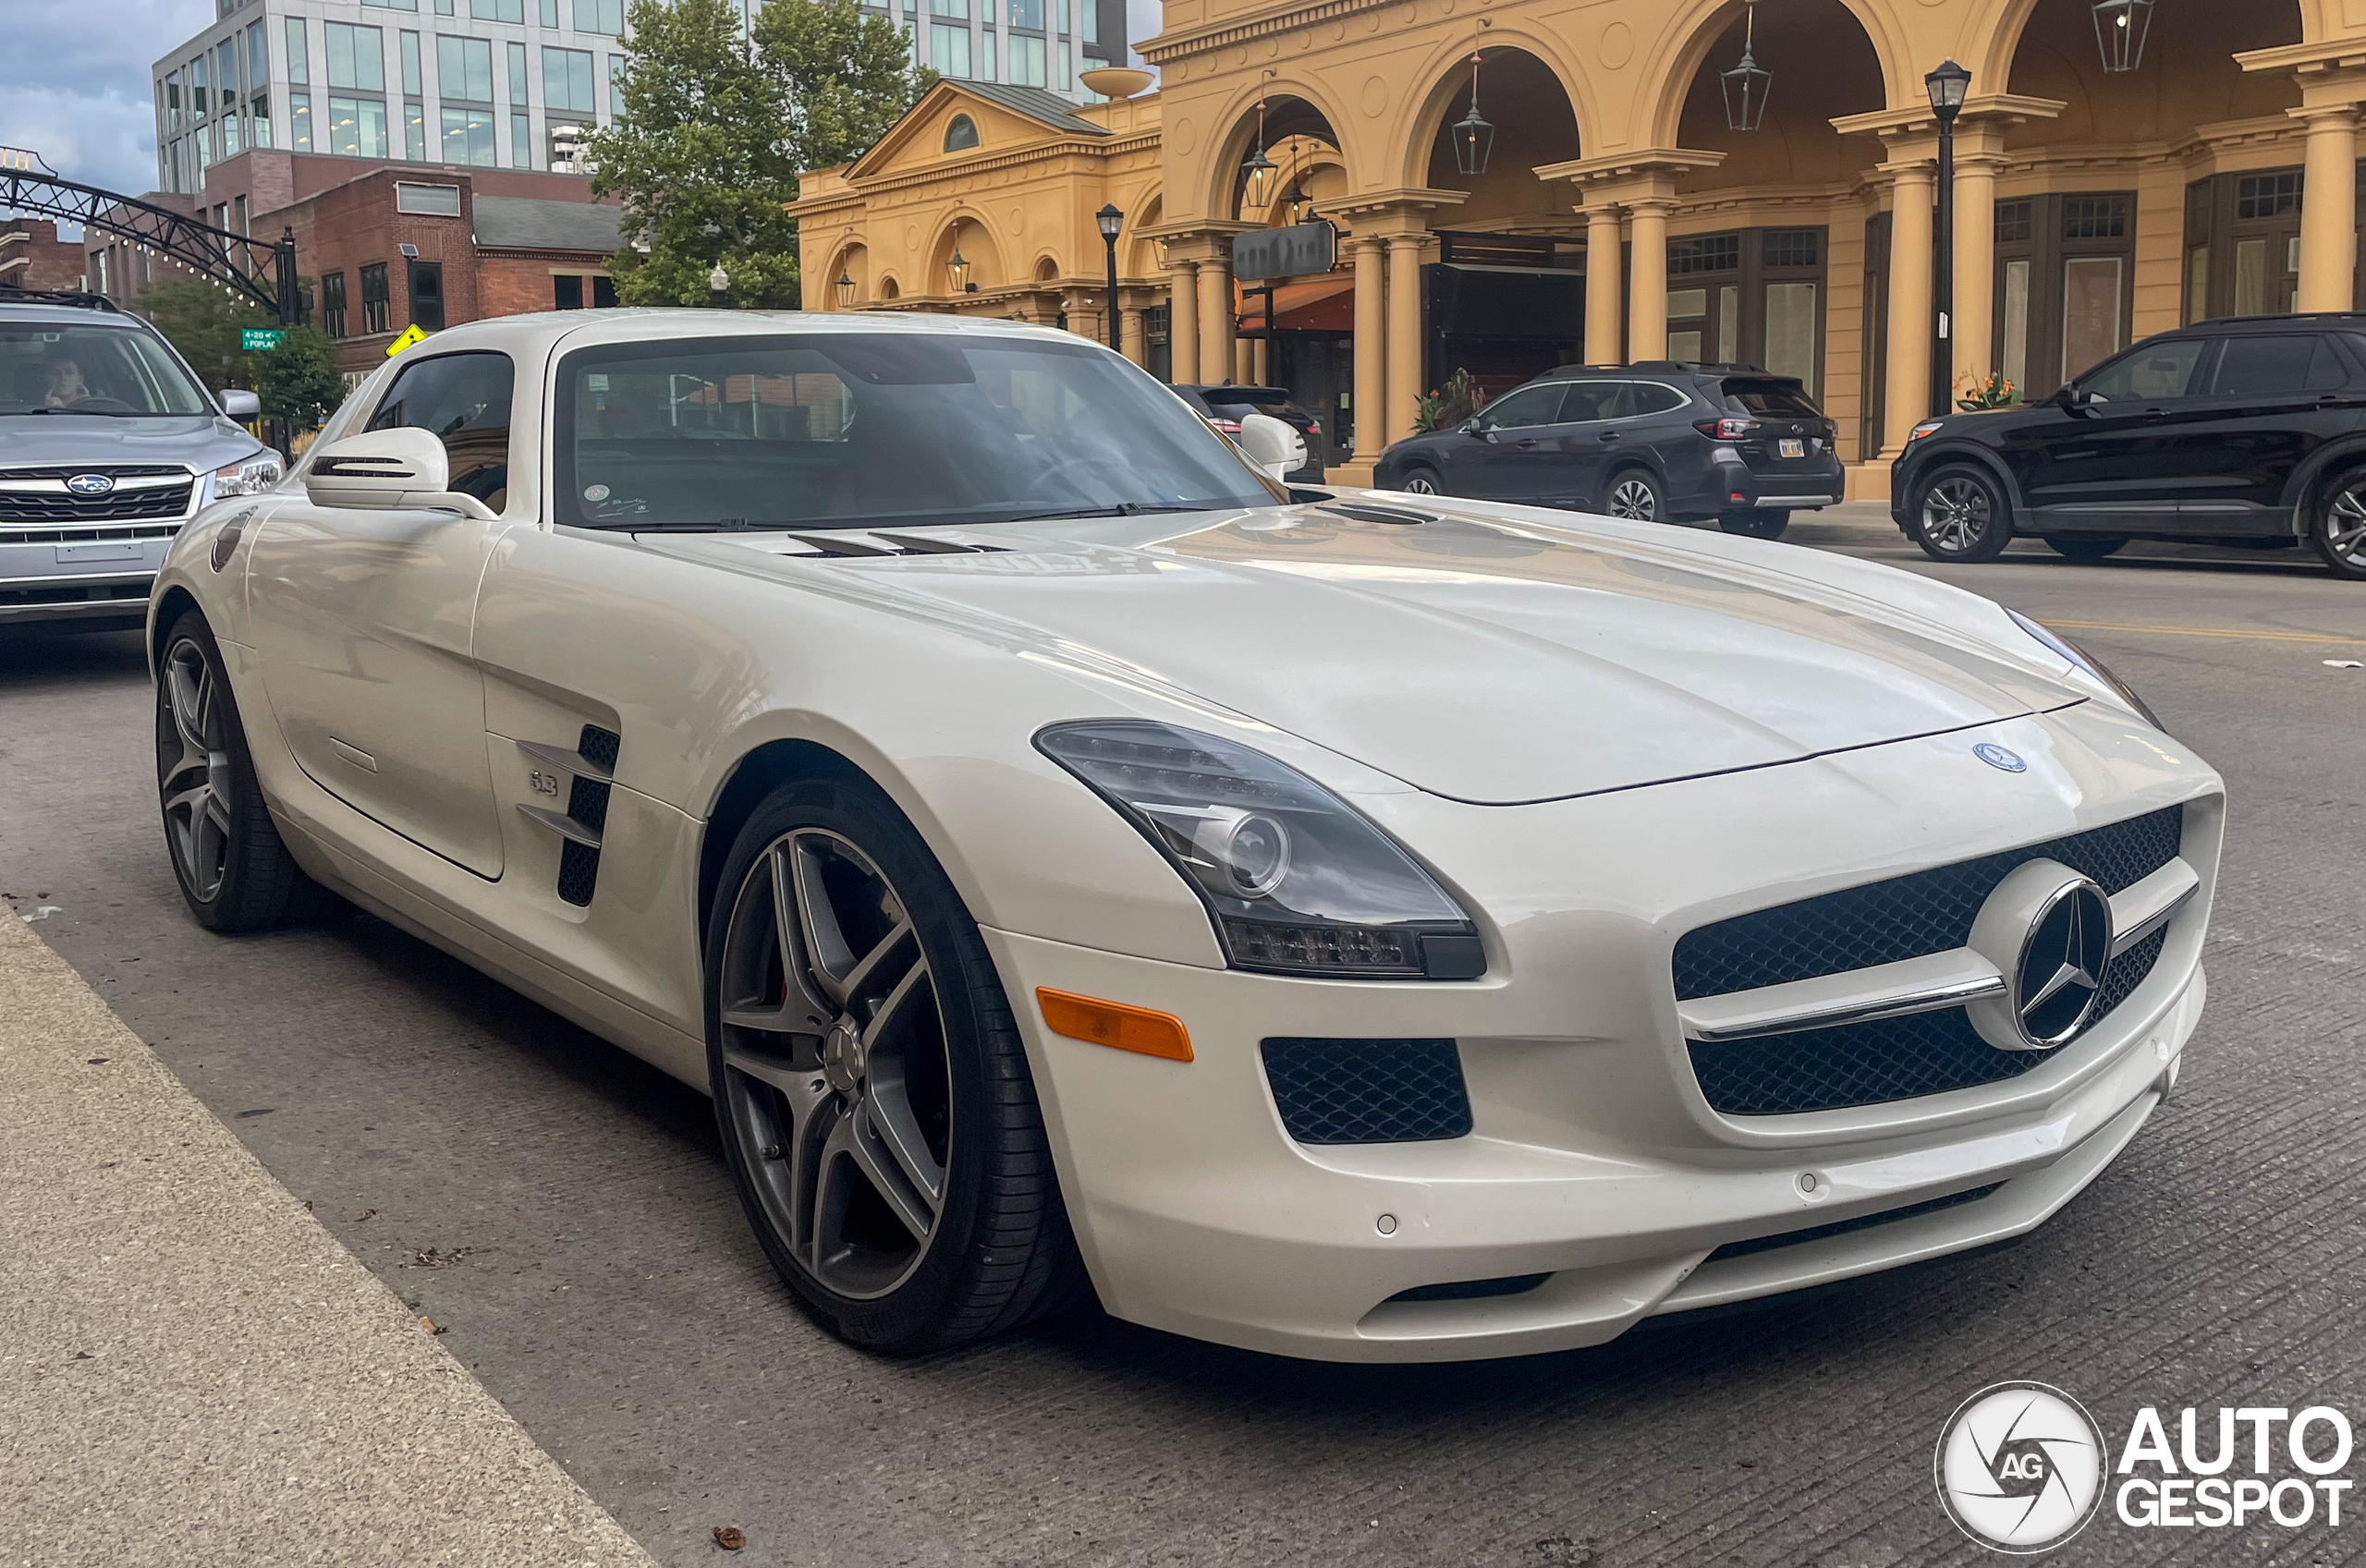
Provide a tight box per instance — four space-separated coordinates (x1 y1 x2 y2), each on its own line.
1625 198 1677 364
1884 160 1936 453
1953 152 2008 389
1119 304 1146 366
1198 255 1234 385
1351 234 1385 460
2296 106 2360 312
1167 261 1199 384
1585 202 1625 364
1385 232 1425 444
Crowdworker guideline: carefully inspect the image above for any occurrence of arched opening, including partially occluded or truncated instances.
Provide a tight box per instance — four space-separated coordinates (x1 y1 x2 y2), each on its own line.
1213 93 1356 448
944 114 979 153
1033 255 1061 284
928 216 1002 301
878 275 900 300
1673 1 1885 193
1421 49 1581 228
1215 93 1346 224
829 242 871 310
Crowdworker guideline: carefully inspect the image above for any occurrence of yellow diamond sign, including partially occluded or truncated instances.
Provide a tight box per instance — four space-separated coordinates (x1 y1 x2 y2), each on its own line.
384 323 429 357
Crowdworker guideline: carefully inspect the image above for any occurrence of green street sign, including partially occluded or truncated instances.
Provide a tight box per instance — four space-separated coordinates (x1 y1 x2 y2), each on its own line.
241 328 288 351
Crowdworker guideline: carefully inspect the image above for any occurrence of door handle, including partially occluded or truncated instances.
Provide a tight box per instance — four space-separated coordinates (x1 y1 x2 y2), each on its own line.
2140 407 2170 419
1597 432 1623 444
1512 437 1541 449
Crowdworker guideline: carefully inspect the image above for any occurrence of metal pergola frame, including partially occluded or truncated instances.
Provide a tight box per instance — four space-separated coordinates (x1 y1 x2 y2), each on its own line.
1 169 300 324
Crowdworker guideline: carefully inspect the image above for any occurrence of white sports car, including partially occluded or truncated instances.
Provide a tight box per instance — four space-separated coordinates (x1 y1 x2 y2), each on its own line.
149 311 2219 1363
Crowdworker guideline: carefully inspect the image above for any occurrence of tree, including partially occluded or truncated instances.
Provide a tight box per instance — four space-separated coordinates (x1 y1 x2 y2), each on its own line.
137 278 269 392
256 326 346 431
588 0 930 310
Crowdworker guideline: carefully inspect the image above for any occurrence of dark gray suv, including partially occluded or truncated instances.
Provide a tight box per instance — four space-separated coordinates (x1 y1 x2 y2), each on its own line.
1 292 280 629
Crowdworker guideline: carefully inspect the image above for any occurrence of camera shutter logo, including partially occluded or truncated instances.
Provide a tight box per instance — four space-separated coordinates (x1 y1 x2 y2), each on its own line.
1934 1381 2106 1553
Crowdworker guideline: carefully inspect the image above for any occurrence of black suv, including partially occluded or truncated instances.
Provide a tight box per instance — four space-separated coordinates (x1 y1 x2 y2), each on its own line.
1372 362 1843 538
1892 313 2366 578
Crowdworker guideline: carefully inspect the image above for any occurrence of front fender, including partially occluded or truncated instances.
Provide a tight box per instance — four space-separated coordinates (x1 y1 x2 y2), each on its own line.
1891 441 2025 526
2281 432 2366 533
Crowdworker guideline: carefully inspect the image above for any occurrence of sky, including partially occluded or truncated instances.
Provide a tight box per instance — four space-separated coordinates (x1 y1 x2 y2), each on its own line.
0 0 1161 208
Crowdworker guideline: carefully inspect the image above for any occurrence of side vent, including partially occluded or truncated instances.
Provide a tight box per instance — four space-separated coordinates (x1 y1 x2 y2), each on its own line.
556 724 620 906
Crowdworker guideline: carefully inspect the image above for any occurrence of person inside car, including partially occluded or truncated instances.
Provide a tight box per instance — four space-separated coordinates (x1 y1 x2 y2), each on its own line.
43 357 91 409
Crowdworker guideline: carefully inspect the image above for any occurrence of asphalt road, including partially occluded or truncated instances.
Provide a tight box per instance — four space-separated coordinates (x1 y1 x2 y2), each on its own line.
4 506 2363 1567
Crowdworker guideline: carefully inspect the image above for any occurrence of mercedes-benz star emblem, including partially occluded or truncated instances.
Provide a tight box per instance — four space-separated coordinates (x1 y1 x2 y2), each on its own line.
2013 880 2112 1047
65 473 116 497
1973 742 2026 772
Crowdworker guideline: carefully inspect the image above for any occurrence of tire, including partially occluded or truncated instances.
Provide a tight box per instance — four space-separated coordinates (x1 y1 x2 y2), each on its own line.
1719 508 1790 540
154 610 324 932
1604 468 1666 523
703 773 1087 1353
2044 535 2128 563
2308 473 2366 579
1398 466 1441 495
1908 464 2014 563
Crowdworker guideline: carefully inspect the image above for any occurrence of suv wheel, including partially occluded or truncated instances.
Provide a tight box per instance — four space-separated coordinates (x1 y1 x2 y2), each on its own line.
1399 466 1441 495
1605 469 1665 523
2311 476 2366 579
1909 466 2013 563
1719 508 1789 540
2044 535 2128 563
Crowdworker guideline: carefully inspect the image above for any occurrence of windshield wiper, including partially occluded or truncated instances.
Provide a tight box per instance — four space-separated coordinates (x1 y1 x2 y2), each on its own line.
996 503 1206 523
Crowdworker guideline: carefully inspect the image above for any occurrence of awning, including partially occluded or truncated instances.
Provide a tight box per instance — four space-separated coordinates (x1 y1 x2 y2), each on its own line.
1237 274 1354 334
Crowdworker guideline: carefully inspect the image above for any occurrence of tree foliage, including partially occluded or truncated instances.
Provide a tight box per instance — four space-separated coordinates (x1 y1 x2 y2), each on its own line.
588 0 930 310
256 326 346 430
137 278 268 392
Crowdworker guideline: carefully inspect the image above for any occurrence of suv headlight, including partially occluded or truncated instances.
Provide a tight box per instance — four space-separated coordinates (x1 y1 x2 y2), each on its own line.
1036 720 1486 980
2010 609 2164 730
209 453 283 499
1904 419 1946 444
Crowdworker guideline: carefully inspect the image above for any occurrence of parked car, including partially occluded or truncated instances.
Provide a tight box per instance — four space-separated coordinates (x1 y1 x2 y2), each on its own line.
1173 383 1326 483
1893 312 2366 578
1 291 278 629
152 310 2217 1363
1372 362 1844 538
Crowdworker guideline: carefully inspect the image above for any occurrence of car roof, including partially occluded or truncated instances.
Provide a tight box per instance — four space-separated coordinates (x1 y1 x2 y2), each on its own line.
1536 361 1784 383
0 299 155 331
422 307 1106 359
2182 311 2366 334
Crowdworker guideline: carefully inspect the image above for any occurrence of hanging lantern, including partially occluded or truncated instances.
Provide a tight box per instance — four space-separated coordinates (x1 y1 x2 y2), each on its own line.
945 247 970 293
1285 185 1313 226
835 270 857 309
1721 0 1772 133
2091 0 2153 75
1240 144 1278 213
1452 53 1494 178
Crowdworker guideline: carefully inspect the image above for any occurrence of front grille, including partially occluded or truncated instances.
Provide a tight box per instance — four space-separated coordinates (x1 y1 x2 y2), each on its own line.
0 484 193 523
1673 805 2183 1001
1703 1182 2004 1263
1261 1038 1472 1145
0 464 188 480
1689 928 2170 1114
0 521 183 545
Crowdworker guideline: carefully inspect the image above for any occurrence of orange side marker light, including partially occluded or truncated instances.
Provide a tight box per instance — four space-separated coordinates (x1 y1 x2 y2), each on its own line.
1036 988 1192 1062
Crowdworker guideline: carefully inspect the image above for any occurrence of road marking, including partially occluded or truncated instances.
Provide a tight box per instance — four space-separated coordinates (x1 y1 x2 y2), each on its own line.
2044 618 2366 648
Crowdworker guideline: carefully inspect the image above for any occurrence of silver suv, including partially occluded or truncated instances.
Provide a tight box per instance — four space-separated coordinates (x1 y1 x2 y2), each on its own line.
2 292 281 628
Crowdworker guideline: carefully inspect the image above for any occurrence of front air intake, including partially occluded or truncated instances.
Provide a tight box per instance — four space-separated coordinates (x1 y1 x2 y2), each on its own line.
1261 1038 1472 1145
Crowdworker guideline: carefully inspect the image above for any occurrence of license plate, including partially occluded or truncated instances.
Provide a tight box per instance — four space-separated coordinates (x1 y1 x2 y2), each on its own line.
1778 438 1806 458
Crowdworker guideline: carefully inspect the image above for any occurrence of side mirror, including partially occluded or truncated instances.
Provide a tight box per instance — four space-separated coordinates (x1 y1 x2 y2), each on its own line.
1460 418 1483 435
304 427 498 519
1236 412 1305 482
218 388 262 419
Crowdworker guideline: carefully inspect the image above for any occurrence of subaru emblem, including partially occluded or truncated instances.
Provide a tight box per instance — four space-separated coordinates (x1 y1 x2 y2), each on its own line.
66 472 116 496
1973 743 2027 773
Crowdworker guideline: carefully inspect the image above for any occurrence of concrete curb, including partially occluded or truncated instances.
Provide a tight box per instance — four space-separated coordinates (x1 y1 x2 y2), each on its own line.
0 905 661 1568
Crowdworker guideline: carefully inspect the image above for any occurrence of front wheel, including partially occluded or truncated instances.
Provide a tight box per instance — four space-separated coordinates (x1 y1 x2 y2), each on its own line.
1397 466 1441 495
705 774 1085 1352
2311 475 2366 579
1604 469 1666 523
2044 535 2128 563
1719 508 1789 540
1909 465 2014 563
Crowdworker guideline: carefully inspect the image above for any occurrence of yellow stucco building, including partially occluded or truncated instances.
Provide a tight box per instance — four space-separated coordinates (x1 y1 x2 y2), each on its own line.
795 1 2366 494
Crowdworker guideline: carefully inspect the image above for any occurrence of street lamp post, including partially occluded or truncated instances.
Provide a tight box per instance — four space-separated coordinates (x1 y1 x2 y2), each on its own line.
708 261 729 309
1095 203 1124 351
1925 57 1971 419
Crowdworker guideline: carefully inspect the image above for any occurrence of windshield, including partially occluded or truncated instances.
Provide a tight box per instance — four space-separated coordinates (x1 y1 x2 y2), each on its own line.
555 332 1280 531
0 322 213 417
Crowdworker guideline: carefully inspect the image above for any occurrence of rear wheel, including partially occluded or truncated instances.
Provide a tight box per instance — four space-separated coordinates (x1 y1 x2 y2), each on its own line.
1398 466 1441 495
706 774 1085 1352
1909 465 2014 563
2310 475 2366 579
2044 535 2128 563
1719 508 1789 540
1604 469 1666 523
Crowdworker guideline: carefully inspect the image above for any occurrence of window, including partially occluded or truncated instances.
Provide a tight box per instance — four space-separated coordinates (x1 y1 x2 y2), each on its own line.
289 91 313 152
1057 38 1069 87
327 95 390 157
2237 171 2302 221
2061 255 2123 380
944 114 978 152
554 273 585 310
1471 383 1563 431
2061 195 2128 241
1667 234 1739 275
1081 0 1096 43
2184 246 2209 325
165 70 183 129
400 98 425 158
2208 335 2346 396
2076 337 2202 402
323 271 348 337
245 21 269 92
408 261 445 331
399 30 422 93
470 0 524 19
544 47 595 115
1007 0 1042 26
284 19 307 83
367 351 515 507
1762 230 1819 269
1007 33 1045 85
932 0 966 16
574 0 623 30
192 55 210 115
1763 282 1818 394
2001 258 2030 389
325 23 384 90
2234 237 2269 316
1720 378 1823 417
592 276 616 307
980 30 994 79
443 107 497 164
360 262 391 334
396 182 462 215
220 40 242 99
222 115 242 158
608 54 626 112
1716 285 1738 362
438 36 494 101
930 23 970 77
507 42 529 105
1994 200 2031 244
363 0 419 10
540 0 559 25
512 112 533 168
0 322 213 416
437 0 453 13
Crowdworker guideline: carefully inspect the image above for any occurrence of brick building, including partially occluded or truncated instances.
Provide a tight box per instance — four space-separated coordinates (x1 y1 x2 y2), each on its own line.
0 217 86 292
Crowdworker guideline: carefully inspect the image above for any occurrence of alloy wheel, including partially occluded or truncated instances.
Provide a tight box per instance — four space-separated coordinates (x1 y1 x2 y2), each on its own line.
160 638 234 904
1608 477 1658 521
1402 471 1439 494
1921 475 1993 554
716 829 953 1300
2323 486 2366 570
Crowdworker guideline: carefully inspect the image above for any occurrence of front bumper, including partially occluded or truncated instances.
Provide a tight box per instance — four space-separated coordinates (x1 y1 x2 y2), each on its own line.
991 703 2219 1362
0 565 165 625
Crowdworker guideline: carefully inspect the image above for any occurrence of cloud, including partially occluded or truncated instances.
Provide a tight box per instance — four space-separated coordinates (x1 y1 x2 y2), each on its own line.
1125 0 1159 72
0 0 210 201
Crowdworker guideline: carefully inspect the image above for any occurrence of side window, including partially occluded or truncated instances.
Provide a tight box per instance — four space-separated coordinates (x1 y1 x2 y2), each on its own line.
1472 383 1563 431
366 350 514 507
2208 334 2345 396
1556 383 1617 422
1628 383 1689 416
2077 339 2205 403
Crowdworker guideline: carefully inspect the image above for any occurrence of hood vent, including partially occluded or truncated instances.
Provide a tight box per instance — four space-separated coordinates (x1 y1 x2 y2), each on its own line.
1317 502 1436 527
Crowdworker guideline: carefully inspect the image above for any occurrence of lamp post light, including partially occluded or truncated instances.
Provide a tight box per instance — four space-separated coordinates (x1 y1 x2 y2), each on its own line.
1095 202 1124 351
2092 0 2153 74
835 270 856 310
708 261 729 309
1925 56 1971 419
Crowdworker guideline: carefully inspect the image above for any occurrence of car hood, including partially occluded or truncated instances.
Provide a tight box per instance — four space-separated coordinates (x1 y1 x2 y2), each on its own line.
650 501 2083 805
0 414 262 471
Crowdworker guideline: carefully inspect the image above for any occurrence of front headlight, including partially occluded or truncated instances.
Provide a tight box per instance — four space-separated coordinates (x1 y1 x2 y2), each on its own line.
1036 720 1486 980
2009 609 2164 730
1904 419 1946 444
209 453 284 499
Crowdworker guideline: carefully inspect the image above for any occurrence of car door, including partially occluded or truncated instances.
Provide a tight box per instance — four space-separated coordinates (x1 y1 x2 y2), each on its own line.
2157 332 2354 530
1438 382 1570 500
1607 381 1704 505
247 350 516 877
2013 337 2210 530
